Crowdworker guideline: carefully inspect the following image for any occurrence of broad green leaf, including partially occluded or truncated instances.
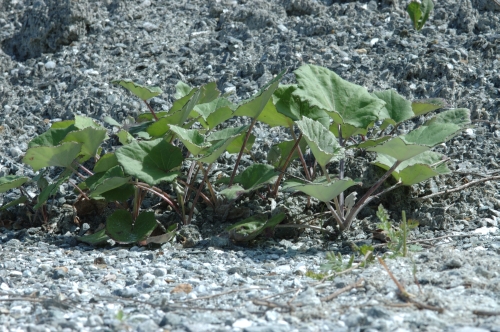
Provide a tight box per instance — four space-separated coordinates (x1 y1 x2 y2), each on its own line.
407 1 422 30
283 178 360 203
34 172 70 209
219 164 279 199
106 210 157 244
89 166 131 198
103 116 122 127
226 213 286 242
206 125 250 142
226 132 255 154
373 151 450 185
196 126 249 163
146 116 172 137
407 0 434 31
293 64 385 128
295 117 344 169
193 97 234 129
74 115 105 130
23 142 82 171
0 196 28 211
267 138 307 169
50 120 75 129
111 79 163 100
356 136 392 149
77 229 109 246
411 98 447 116
62 127 107 162
205 125 254 155
0 176 29 193
366 137 429 161
128 121 153 137
274 84 330 128
28 125 78 148
256 99 294 128
233 70 285 118
330 123 368 140
94 153 119 173
402 108 470 147
169 125 211 155
420 0 434 31
373 89 414 124
168 82 220 127
115 138 183 185
117 129 134 145
174 81 193 99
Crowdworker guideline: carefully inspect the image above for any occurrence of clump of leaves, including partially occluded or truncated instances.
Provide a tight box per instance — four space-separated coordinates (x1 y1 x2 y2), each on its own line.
407 0 434 31
376 204 421 257
0 63 471 246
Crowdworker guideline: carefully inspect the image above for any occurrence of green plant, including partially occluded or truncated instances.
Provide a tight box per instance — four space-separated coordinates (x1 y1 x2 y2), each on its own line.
407 0 434 31
279 64 469 232
376 204 421 257
0 64 470 245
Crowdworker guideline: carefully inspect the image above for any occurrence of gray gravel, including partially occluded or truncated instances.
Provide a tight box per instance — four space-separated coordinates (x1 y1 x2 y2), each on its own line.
1 0 500 331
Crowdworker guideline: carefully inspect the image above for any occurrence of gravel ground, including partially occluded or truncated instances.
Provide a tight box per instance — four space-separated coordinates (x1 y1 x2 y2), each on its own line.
1 0 500 331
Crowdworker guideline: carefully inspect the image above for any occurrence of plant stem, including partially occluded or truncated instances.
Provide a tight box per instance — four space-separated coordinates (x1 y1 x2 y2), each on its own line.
272 133 303 197
402 210 407 257
228 117 257 186
325 201 345 231
337 124 345 214
290 127 311 180
143 100 159 121
187 163 213 224
342 160 402 231
135 183 182 217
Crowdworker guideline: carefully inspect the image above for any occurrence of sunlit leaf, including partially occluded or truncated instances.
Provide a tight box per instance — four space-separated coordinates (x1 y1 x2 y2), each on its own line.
115 138 183 185
293 64 385 128
111 79 163 100
106 210 157 244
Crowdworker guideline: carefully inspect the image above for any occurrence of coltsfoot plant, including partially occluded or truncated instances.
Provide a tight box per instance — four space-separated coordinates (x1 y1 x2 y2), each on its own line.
0 64 470 245
407 0 434 32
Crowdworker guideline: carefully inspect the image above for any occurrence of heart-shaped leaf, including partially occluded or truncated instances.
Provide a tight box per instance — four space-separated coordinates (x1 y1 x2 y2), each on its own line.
219 164 279 200
267 138 307 169
111 79 163 100
373 151 451 185
0 175 29 193
402 108 470 147
23 142 82 171
283 178 360 202
88 166 131 198
94 153 119 173
62 127 107 162
115 138 183 185
366 137 429 161
411 97 447 116
293 64 385 128
226 213 286 242
373 89 414 125
193 97 234 129
295 117 344 169
274 84 330 128
256 99 294 128
169 125 211 155
106 210 157 244
233 70 285 119
77 229 109 246
28 125 78 148
195 125 250 164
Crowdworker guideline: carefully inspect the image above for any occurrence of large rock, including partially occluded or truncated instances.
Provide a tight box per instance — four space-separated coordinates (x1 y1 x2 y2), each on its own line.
2 0 97 61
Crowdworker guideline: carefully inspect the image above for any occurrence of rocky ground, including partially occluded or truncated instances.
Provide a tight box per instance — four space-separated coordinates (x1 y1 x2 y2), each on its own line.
1 0 500 331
